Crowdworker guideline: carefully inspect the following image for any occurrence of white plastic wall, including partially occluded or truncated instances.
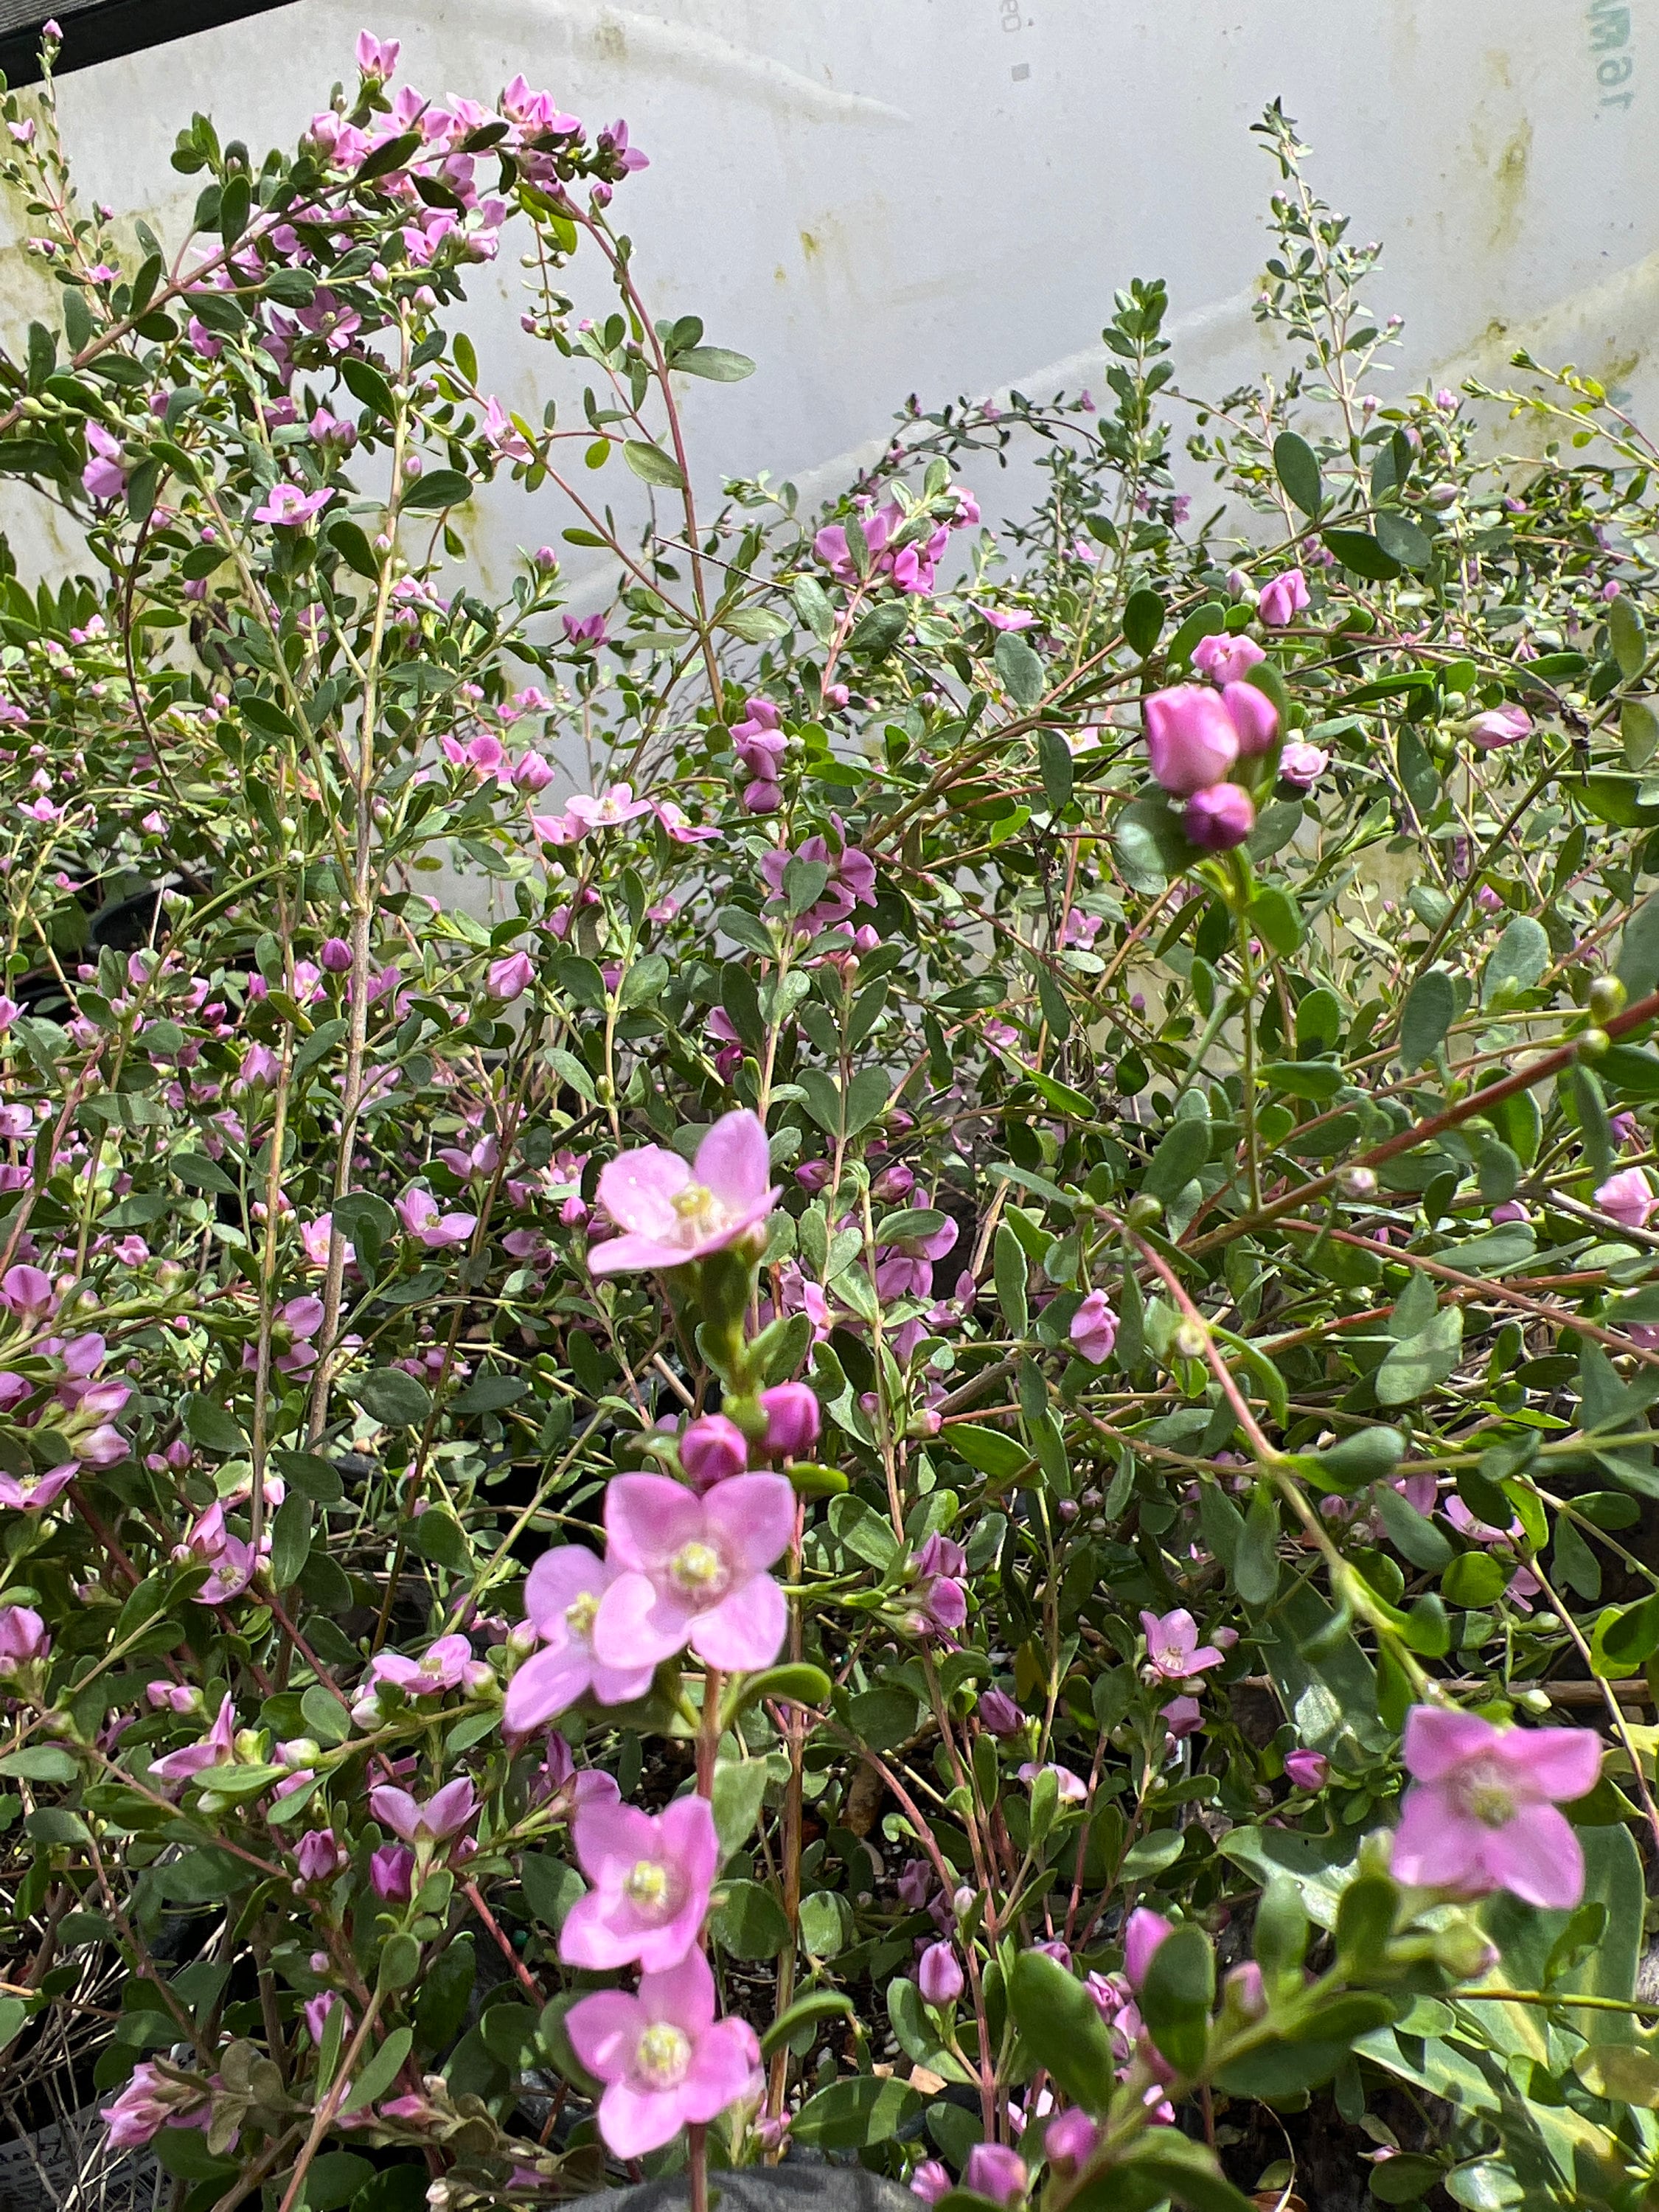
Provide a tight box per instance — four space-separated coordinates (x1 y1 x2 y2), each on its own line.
1 0 1655 588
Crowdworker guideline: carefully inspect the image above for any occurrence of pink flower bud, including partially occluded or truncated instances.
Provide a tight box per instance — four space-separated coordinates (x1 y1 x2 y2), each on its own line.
980 1688 1023 1736
1467 705 1531 751
1144 685 1238 796
370 1844 416 1901
759 1381 820 1461
1184 782 1255 851
918 1941 964 2006
911 2163 952 2205
964 2146 1027 2208
1257 568 1310 627
319 937 353 973
1220 678 1279 756
679 1413 748 1492
1043 2108 1099 2174
1284 1747 1327 1790
487 950 535 1001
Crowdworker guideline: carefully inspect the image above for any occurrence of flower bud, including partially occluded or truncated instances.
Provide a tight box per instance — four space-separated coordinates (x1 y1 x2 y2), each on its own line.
979 1688 1023 1737
1335 1165 1377 1200
1042 2109 1099 2174
917 1940 964 2006
1172 1316 1208 1360
319 937 353 973
1222 1960 1268 2023
679 1412 748 1491
759 1381 820 1461
1433 1916 1500 1980
1589 974 1627 1023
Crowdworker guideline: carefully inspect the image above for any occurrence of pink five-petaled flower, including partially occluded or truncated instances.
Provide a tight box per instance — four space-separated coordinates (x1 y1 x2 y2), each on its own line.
369 1634 473 1698
1391 1705 1600 1909
1279 740 1329 790
251 483 333 529
1140 1607 1224 1684
149 1692 236 1784
1257 568 1310 627
1596 1166 1655 1231
1467 705 1531 751
0 1464 75 1511
1192 632 1265 685
1069 1289 1117 1366
368 1776 479 1848
565 782 653 832
588 1108 779 1276
566 1947 760 2158
503 1547 653 1733
560 1794 718 1971
593 1472 794 1673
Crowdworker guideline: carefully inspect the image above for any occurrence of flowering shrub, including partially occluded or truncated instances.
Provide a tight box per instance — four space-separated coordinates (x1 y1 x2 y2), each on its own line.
5 38 1659 2212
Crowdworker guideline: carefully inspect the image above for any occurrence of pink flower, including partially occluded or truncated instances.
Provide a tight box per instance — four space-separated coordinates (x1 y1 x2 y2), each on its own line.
566 1948 761 2158
975 605 1034 631
1221 679 1279 757
964 2146 1027 2207
911 2161 952 2204
1124 1907 1173 1990
301 1214 352 1270
1141 1607 1223 1683
504 1546 654 1731
560 1794 718 1971
1391 1706 1600 1909
1279 740 1329 789
565 782 653 832
2 1264 56 1318
355 30 400 78
82 423 127 502
588 1108 778 1276
1467 706 1531 751
0 1604 48 1671
102 2061 211 2149
295 1828 345 1885
251 484 333 529
592 1472 794 1673
917 1941 964 2006
1162 1694 1203 1742
1017 1761 1087 1804
908 1533 967 1639
650 797 719 844
759 1380 820 1461
1184 783 1255 852
150 1692 237 1784
370 1633 473 1698
1069 1290 1117 1366
1258 569 1310 627
369 1776 479 1848
396 1187 477 1249
1144 686 1238 796
563 612 608 650
1192 633 1265 685
1597 1166 1655 1230
679 1413 747 1491
487 950 535 1001
0 1464 74 1511
1284 1748 1328 1790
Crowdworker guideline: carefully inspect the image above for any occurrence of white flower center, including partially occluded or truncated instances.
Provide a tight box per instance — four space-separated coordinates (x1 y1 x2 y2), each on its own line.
636 2021 692 2089
1454 1758 1516 1829
670 1540 728 1601
564 1591 598 1642
624 1857 672 1914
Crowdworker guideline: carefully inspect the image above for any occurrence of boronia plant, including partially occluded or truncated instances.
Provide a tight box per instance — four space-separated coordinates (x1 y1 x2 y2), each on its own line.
1 34 1659 2212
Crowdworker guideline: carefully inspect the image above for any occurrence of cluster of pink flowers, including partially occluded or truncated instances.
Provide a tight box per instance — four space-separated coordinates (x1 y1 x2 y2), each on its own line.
813 484 979 598
1143 667 1280 855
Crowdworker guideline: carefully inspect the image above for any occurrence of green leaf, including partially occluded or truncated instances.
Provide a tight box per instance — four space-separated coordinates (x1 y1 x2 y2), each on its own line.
948 1424 1030 1481
1441 1551 1509 1608
673 345 756 380
0 1747 77 1781
270 1492 312 1588
790 2074 920 2150
520 1851 585 1931
994 630 1045 709
1143 1117 1211 1201
355 131 422 182
184 1392 248 1456
1273 430 1324 516
1375 1307 1464 1406
1623 696 1659 771
1234 1484 1281 1604
1112 2134 1259 2212
720 605 791 643
623 439 686 490
338 2025 413 2112
710 1759 771 1860
1123 588 1165 656
1006 1947 1118 2110
846 1685 922 1748
400 469 473 511
994 1221 1029 1338
347 1368 432 1427
760 1989 855 2059
1611 591 1648 680
1399 970 1455 1067
1374 509 1432 571
1618 894 1659 1001
714 1877 791 1959
1037 726 1074 811
1482 914 1549 1005
1115 793 1191 891
1324 528 1401 581
1248 886 1303 956
1372 1482 1453 1569
1140 1921 1214 2076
